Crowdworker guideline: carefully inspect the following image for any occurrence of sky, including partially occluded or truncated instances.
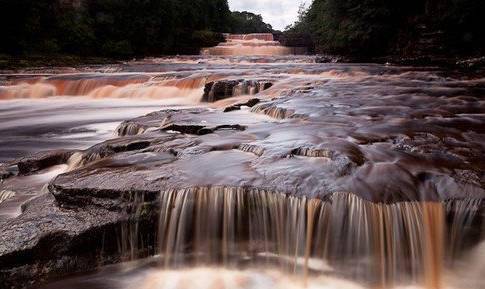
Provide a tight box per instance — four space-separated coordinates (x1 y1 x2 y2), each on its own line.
228 0 309 31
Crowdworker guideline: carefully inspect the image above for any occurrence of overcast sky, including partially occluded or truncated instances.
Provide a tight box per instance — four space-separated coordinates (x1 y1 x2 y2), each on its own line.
228 0 309 31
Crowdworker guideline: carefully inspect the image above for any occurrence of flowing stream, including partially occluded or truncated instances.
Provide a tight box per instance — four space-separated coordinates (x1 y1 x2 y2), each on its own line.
0 34 484 289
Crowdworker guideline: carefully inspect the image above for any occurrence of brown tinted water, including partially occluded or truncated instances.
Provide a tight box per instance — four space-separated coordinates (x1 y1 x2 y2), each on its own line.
1 39 484 289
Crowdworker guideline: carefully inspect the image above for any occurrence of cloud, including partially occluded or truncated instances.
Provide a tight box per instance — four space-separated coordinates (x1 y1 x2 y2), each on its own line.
228 0 309 31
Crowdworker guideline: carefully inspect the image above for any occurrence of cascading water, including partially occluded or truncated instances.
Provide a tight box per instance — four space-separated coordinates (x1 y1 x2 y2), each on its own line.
102 187 484 289
1 39 484 289
201 33 305 56
0 74 209 101
151 188 482 289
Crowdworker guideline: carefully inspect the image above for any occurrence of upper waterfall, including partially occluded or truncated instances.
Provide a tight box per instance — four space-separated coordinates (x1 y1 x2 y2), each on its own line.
201 33 305 56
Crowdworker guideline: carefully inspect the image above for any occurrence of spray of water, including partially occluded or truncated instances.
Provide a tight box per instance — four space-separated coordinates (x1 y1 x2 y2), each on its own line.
201 33 299 56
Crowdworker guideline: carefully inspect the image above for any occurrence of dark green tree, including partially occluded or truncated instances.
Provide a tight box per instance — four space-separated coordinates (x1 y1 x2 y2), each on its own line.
283 0 485 56
0 0 235 57
229 11 273 34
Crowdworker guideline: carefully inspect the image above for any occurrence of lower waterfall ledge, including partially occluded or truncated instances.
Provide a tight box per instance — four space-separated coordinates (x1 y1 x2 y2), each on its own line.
0 185 483 289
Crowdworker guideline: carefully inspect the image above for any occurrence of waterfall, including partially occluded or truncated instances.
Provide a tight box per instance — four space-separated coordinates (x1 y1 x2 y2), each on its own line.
0 74 208 100
152 187 483 289
201 33 298 56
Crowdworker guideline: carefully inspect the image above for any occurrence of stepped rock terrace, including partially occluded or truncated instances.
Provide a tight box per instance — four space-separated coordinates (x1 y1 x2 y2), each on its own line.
0 55 484 289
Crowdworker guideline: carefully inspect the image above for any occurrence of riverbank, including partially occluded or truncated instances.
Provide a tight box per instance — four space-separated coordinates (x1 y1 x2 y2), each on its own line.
0 55 121 71
314 53 485 70
2 52 485 73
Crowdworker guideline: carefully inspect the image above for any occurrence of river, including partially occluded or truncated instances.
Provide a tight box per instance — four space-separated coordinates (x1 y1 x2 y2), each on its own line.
0 34 484 289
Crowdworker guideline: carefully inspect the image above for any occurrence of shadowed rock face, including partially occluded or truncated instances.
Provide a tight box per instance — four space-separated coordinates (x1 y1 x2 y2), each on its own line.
0 150 75 181
1 59 485 288
15 150 75 175
223 98 260 112
0 193 159 289
202 80 273 102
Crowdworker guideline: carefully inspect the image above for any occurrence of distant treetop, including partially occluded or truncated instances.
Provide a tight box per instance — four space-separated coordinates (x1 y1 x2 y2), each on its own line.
229 11 274 34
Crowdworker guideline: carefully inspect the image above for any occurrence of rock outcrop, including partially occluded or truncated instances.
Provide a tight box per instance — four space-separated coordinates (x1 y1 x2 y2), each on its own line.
0 150 75 181
0 192 158 289
202 80 273 102
223 98 261 112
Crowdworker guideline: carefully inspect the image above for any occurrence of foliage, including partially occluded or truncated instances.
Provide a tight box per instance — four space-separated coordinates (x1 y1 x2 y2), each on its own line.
280 3 314 50
229 11 273 34
285 0 485 56
0 0 233 57
192 30 226 49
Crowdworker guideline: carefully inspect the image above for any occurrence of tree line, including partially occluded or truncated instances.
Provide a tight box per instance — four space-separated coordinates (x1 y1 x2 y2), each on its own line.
0 0 273 58
284 0 485 57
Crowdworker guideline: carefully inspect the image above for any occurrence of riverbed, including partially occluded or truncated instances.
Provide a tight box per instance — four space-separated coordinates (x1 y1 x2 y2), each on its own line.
0 40 484 289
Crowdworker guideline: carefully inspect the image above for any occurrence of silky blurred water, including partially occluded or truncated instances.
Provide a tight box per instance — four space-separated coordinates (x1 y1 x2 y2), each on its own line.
0 98 181 162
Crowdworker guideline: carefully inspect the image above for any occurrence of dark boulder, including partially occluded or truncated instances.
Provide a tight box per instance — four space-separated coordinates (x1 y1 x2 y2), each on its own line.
203 80 240 102
161 123 246 135
202 80 273 102
223 98 261 112
16 150 76 175
315 55 348 63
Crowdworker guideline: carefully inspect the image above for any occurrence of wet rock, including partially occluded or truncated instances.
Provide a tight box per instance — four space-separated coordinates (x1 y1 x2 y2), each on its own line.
202 80 273 102
236 144 265 157
251 103 304 119
116 109 184 136
116 108 209 136
453 169 483 187
212 124 246 132
0 165 18 181
224 98 261 112
161 124 207 135
290 145 364 177
291 147 334 158
116 122 146 136
456 56 485 70
15 150 75 175
203 80 241 102
161 124 246 135
315 55 348 63
70 137 154 169
1 92 484 288
0 193 158 289
51 97 485 204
